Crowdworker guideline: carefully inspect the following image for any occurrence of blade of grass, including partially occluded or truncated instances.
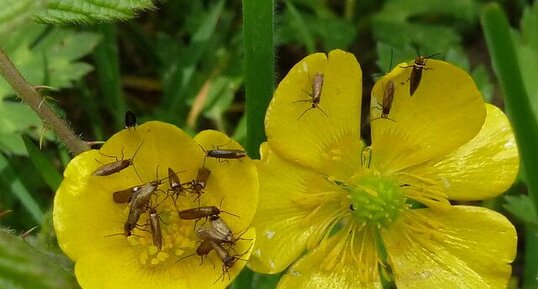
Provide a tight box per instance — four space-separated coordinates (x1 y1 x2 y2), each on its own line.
22 136 62 191
160 0 225 125
93 24 125 131
481 4 538 289
242 0 274 159
0 154 43 223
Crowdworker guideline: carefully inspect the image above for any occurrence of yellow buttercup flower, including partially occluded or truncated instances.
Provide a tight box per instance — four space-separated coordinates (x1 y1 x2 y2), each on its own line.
54 121 257 289
249 50 518 288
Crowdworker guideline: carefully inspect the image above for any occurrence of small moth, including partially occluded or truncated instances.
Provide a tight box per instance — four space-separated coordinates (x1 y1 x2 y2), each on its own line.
294 72 328 120
92 140 144 176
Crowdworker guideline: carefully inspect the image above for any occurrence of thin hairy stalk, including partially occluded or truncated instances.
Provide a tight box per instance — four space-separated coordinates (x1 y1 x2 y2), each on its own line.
0 48 89 155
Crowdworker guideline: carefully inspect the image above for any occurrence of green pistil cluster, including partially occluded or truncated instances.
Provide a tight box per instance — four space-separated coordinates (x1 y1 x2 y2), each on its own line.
346 175 406 229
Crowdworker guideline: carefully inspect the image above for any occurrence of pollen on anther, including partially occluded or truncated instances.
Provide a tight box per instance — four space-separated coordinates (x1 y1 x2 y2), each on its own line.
148 245 159 256
157 251 169 261
140 251 149 264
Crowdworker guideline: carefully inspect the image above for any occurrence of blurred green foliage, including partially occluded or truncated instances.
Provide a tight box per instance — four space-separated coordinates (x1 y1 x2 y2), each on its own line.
514 3 538 125
0 0 536 288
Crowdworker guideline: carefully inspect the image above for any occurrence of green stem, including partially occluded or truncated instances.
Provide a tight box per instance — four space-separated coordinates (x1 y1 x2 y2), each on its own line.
242 0 275 159
345 0 356 21
0 48 89 155
481 4 538 289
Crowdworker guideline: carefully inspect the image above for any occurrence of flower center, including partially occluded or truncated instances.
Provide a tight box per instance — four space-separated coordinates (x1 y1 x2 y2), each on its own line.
345 174 407 229
124 201 197 266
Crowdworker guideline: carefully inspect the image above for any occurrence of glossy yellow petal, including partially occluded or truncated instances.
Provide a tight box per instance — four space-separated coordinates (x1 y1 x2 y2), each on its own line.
278 227 381 289
54 121 203 260
76 228 256 289
193 129 258 232
383 206 516 289
248 143 347 274
370 60 486 173
266 49 363 174
54 122 258 289
53 149 123 261
432 104 519 200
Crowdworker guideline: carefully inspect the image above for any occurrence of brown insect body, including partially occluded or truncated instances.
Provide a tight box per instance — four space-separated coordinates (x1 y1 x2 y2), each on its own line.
178 206 220 220
409 56 426 96
209 216 234 244
92 160 131 176
189 167 211 197
210 241 252 282
112 185 141 203
123 181 160 236
206 149 246 160
168 168 183 192
196 239 214 264
196 227 233 245
294 72 328 120
401 51 438 96
381 80 395 117
167 168 187 206
371 80 396 122
92 141 144 176
149 208 162 250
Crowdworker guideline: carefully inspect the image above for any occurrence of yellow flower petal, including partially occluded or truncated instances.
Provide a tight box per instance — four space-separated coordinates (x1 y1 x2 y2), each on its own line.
370 60 486 173
54 121 204 260
266 49 363 173
382 206 516 289
75 228 256 289
277 228 382 289
248 143 347 274
53 149 123 261
433 104 519 200
193 129 258 232
54 122 258 289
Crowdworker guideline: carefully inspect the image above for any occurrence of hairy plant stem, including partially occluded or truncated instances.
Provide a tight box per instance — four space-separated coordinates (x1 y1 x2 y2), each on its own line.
0 48 89 155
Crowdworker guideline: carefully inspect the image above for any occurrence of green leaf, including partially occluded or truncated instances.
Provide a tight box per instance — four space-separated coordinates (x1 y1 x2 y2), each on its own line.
373 0 477 68
230 269 283 289
159 0 225 122
23 136 62 191
0 23 101 97
203 76 243 129
0 101 43 155
0 154 43 222
504 195 538 226
93 24 125 130
0 23 99 155
279 2 356 51
36 0 155 24
0 0 45 38
0 228 77 289
284 0 316 53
